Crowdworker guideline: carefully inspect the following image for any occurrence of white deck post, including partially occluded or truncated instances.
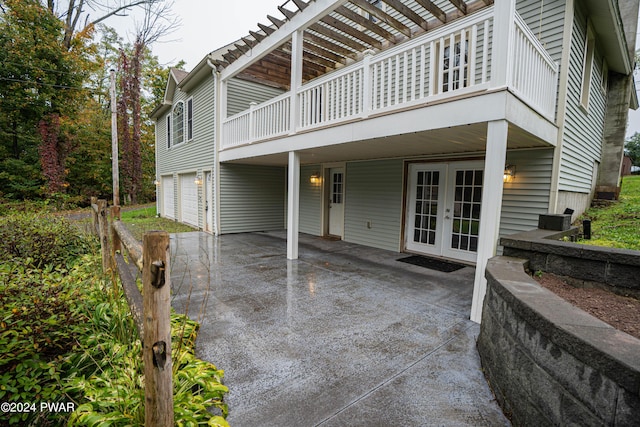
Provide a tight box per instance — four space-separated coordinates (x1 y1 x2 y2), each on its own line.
490 0 516 89
287 151 300 260
289 30 303 135
470 120 508 323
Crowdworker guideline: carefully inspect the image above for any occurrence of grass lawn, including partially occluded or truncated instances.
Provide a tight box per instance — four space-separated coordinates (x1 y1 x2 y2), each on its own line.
579 175 640 250
120 205 196 241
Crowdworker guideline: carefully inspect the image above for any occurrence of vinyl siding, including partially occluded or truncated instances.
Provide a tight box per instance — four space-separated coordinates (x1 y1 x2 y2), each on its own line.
516 0 566 63
559 2 607 193
300 164 323 236
226 78 285 117
500 149 554 236
155 74 217 228
343 159 404 252
156 76 216 175
219 163 285 233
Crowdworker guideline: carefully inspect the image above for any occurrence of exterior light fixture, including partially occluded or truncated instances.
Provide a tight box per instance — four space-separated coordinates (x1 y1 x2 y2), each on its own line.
153 179 160 186
194 175 203 185
503 165 516 182
310 172 321 185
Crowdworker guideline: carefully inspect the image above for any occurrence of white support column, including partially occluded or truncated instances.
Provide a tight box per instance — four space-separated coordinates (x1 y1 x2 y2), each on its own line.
490 0 516 89
470 120 508 323
289 30 304 135
287 151 300 260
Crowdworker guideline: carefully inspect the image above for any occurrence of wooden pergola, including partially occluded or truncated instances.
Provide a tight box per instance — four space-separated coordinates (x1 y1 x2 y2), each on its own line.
210 0 493 89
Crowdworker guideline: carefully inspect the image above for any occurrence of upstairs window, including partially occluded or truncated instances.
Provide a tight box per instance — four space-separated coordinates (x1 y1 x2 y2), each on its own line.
186 98 193 141
580 24 595 110
166 115 171 149
172 101 185 145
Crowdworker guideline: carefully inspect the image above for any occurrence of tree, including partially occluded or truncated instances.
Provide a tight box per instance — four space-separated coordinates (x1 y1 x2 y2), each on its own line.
0 0 91 196
42 0 167 51
625 132 640 167
116 1 177 204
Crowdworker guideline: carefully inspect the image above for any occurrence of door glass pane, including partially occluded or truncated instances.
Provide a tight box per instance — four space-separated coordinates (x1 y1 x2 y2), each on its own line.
413 171 439 246
450 170 483 252
332 173 343 204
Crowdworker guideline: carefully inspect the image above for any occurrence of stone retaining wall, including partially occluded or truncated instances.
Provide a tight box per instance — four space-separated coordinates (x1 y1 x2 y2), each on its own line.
478 257 640 426
500 229 640 298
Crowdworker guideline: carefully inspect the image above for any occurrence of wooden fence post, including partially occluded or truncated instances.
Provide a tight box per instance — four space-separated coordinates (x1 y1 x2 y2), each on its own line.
110 206 122 259
97 199 110 272
90 196 98 234
142 231 173 426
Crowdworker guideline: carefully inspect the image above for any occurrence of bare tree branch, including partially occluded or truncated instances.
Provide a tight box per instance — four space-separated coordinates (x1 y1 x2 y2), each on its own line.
47 0 169 50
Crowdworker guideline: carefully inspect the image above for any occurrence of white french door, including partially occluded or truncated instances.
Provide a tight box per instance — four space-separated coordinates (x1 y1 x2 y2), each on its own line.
405 161 484 263
328 167 345 237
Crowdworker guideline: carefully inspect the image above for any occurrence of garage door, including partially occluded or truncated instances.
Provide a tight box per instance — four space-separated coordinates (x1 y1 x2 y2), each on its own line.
180 173 198 226
162 175 175 219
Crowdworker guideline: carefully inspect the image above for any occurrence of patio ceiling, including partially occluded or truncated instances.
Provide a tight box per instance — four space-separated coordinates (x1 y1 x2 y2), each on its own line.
210 0 494 90
221 122 553 167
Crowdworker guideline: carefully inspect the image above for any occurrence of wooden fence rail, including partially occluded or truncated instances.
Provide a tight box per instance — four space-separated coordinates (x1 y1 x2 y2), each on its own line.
91 199 174 425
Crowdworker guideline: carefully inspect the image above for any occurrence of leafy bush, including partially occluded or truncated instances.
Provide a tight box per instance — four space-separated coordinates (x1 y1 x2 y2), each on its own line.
0 259 93 426
0 208 228 425
0 211 92 268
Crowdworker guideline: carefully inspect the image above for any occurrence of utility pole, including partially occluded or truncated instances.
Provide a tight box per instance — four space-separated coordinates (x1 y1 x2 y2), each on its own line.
110 69 120 207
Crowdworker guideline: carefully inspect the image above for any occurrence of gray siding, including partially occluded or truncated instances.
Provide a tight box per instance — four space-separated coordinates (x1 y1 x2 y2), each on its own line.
226 78 285 117
559 2 607 193
300 164 323 236
156 76 216 175
155 74 217 229
344 159 404 252
516 0 566 63
500 149 554 236
219 163 285 233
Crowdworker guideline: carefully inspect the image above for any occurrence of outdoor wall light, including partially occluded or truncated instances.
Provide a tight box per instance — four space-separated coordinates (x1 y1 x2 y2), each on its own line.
194 175 203 186
503 165 516 182
153 179 160 186
310 172 321 185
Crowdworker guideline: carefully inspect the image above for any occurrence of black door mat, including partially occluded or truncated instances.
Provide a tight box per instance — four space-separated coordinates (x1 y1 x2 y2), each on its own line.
397 255 467 272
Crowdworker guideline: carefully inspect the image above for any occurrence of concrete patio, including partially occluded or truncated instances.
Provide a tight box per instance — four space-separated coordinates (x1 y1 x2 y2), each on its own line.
169 231 510 426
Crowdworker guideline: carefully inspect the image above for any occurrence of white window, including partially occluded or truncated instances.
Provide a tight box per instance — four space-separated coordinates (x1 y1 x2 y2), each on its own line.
166 115 171 149
580 24 595 109
186 98 193 141
173 101 185 145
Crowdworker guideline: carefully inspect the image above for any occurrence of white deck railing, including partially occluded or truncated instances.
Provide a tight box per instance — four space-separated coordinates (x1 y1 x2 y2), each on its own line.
221 6 558 149
509 14 559 120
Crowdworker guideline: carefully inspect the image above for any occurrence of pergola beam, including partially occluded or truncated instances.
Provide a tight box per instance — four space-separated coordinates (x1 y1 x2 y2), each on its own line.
351 0 412 38
384 0 429 30
413 0 447 23
320 15 383 49
448 0 467 14
334 5 397 44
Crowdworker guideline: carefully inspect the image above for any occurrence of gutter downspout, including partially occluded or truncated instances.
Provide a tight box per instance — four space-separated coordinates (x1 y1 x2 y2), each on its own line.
207 58 222 236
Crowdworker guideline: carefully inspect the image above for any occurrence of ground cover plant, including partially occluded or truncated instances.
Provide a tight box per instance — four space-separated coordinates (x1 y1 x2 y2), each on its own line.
0 210 228 426
579 175 640 250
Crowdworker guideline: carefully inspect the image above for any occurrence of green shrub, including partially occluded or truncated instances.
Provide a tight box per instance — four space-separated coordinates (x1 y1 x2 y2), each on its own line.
0 211 92 268
0 259 94 426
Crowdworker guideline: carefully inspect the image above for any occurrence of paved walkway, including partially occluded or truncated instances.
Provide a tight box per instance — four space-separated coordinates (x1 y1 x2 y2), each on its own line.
169 231 510 427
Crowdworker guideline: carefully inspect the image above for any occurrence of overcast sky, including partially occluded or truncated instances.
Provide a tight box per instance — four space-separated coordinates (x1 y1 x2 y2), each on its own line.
110 0 287 69
110 0 640 137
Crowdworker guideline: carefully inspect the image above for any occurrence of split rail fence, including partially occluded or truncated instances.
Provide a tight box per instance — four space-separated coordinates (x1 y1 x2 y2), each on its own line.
90 197 173 425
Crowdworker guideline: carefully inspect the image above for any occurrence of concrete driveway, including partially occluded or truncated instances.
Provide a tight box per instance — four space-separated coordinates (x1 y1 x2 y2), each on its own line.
169 231 509 427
